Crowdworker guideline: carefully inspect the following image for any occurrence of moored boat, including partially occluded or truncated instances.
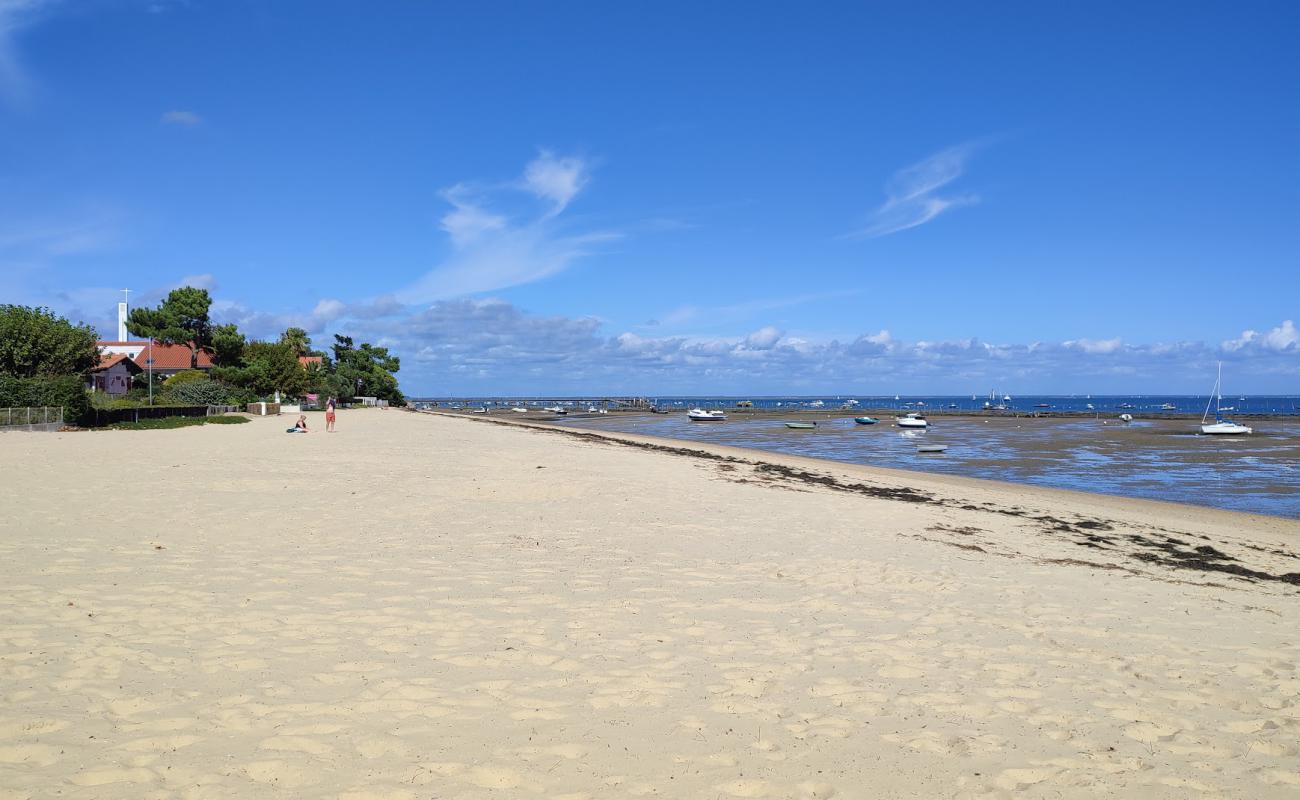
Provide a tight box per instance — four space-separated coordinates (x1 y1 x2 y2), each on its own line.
853 417 879 425
687 408 727 421
897 413 928 429
1201 363 1252 435
785 421 817 429
916 444 948 453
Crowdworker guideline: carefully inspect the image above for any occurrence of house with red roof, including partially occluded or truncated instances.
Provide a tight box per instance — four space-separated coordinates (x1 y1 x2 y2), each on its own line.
97 340 214 379
88 352 143 397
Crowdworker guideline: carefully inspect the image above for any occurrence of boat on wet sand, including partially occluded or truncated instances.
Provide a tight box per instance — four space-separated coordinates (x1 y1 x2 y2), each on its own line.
687 408 727 421
785 421 817 430
897 413 928 429
1201 363 1252 435
853 417 879 425
916 444 948 453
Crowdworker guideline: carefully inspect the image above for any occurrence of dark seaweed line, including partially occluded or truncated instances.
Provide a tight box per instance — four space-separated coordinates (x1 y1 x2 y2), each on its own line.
425 411 1300 587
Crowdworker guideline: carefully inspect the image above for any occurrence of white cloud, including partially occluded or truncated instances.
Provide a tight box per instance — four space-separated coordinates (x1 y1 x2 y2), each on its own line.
744 325 783 349
1224 320 1297 353
398 152 615 303
848 144 979 239
522 150 590 214
1064 336 1123 354
160 110 202 126
438 184 506 247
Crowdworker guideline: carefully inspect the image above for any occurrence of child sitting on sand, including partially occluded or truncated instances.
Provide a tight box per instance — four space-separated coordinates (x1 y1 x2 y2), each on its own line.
286 414 309 433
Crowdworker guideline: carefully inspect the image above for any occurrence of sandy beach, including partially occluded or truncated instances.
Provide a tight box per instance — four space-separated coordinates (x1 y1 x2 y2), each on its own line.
2 409 1299 799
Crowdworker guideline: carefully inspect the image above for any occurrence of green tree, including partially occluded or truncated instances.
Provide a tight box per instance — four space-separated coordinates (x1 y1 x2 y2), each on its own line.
220 341 308 398
332 334 403 405
0 305 100 378
212 323 246 367
278 327 314 358
127 287 214 369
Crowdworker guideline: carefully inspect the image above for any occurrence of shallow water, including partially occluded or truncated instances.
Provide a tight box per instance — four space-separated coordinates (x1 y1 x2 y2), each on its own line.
557 414 1300 519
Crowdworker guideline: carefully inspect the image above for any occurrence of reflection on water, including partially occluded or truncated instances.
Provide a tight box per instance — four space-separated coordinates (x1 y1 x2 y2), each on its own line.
558 414 1300 519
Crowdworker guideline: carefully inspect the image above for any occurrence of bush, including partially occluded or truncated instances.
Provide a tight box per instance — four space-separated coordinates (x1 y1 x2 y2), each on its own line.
105 414 250 431
163 370 209 389
0 374 91 425
162 378 228 405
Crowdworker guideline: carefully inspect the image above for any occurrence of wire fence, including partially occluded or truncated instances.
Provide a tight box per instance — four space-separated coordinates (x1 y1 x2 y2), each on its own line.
0 406 64 429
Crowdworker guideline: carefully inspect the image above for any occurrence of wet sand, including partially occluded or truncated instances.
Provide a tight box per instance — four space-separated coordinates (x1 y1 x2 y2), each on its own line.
1 409 1299 798
542 411 1300 518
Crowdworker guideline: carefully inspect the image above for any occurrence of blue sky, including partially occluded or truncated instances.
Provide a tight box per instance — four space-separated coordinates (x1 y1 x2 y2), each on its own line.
2 0 1298 395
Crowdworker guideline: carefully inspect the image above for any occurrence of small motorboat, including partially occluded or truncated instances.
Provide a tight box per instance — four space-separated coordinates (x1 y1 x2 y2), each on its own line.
916 444 948 453
1160 403 1177 411
687 408 727 421
853 417 879 425
543 406 568 415
511 407 528 413
1119 413 1133 422
785 421 817 429
897 413 928 429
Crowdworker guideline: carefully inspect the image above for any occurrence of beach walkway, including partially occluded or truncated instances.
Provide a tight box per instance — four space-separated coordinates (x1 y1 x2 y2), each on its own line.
1 410 1298 798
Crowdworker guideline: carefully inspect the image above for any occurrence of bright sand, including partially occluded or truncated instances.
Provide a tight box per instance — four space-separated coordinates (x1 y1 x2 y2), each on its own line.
1 409 1298 799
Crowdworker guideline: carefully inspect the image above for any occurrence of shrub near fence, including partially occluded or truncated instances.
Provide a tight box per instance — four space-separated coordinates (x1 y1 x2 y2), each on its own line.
0 375 90 425
89 405 211 427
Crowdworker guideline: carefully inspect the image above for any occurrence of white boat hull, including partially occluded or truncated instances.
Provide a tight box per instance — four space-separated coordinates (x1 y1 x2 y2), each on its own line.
1201 422 1252 435
897 419 928 429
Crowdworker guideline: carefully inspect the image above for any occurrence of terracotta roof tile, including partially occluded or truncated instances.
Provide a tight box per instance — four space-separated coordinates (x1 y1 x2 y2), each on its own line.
132 342 214 370
92 352 142 373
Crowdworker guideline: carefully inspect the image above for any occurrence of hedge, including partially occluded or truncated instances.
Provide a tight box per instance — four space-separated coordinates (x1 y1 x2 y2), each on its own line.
0 374 91 425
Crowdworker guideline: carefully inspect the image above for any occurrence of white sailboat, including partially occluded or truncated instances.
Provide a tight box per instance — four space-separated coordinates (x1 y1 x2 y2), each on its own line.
1201 362 1252 435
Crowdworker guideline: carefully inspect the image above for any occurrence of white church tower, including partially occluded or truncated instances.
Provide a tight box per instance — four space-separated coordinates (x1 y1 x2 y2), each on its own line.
117 288 130 340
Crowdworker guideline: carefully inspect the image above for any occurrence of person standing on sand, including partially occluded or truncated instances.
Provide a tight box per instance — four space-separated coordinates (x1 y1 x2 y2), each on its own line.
325 396 337 432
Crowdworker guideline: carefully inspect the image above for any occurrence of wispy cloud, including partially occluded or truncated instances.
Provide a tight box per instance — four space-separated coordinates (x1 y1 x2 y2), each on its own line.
0 0 53 107
160 109 202 126
398 151 617 303
521 150 590 215
848 144 979 239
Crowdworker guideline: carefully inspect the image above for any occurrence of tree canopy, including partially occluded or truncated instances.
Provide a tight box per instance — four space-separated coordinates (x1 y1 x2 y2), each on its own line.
0 305 100 379
332 335 404 404
278 327 318 358
127 287 214 368
213 341 309 398
212 323 246 367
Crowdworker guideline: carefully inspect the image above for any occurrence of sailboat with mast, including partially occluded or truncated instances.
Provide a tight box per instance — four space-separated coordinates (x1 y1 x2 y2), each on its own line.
1201 362 1252 435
